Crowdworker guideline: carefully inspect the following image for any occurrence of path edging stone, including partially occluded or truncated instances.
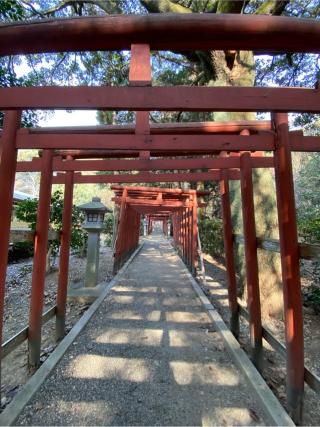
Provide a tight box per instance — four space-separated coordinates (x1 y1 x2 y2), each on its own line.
177 252 295 427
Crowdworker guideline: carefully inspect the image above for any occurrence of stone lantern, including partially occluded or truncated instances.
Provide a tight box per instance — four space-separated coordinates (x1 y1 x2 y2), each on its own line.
78 197 108 289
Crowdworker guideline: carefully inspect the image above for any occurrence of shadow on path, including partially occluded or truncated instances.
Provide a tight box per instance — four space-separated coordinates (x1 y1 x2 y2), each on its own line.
17 233 266 426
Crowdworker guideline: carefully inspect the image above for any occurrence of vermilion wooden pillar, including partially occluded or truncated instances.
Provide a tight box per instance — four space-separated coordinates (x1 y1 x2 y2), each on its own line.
273 112 304 424
172 214 177 246
192 193 198 275
240 152 263 372
185 206 190 267
0 111 21 386
183 208 188 265
130 44 151 162
180 210 183 256
28 149 54 367
114 188 128 271
177 211 181 254
187 206 191 268
56 164 74 341
119 197 128 264
182 209 186 262
220 170 239 338
184 208 188 264
188 204 193 269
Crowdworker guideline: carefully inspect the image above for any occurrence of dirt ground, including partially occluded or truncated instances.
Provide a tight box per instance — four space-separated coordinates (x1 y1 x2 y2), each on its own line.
200 253 320 426
1 245 113 410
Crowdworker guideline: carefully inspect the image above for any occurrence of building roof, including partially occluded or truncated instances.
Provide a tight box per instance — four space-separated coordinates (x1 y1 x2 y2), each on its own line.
13 190 37 202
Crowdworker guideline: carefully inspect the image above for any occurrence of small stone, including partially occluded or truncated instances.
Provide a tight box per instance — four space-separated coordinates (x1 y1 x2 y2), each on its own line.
34 402 43 411
249 408 260 422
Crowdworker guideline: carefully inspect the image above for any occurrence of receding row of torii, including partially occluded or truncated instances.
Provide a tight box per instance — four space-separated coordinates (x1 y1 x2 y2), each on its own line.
0 110 308 423
0 13 320 423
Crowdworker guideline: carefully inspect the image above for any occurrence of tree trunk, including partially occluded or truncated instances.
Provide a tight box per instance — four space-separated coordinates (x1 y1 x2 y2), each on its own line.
140 0 283 318
212 50 282 317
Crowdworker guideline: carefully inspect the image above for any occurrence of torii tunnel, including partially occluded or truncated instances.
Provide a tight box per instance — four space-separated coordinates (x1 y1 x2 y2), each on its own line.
111 186 203 274
0 13 320 425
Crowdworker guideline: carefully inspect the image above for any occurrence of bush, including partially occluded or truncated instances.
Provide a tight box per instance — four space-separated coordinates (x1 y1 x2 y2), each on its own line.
198 217 224 259
297 216 320 313
103 212 114 247
298 217 320 244
8 240 34 262
15 190 87 260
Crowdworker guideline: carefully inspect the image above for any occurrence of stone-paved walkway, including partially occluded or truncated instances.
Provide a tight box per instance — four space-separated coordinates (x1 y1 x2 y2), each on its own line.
17 234 266 426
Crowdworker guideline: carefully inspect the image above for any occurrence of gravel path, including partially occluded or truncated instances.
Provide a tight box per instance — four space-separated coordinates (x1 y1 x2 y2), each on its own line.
16 234 267 426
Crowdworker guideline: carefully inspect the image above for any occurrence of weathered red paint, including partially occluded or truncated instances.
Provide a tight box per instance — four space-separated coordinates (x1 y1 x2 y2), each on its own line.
130 44 151 161
56 163 74 341
220 169 239 338
16 156 273 173
52 170 240 185
1 86 320 113
273 113 304 423
28 150 54 367
191 193 198 275
16 132 274 151
0 111 21 387
8 119 271 136
1 14 319 55
240 152 263 372
129 44 151 86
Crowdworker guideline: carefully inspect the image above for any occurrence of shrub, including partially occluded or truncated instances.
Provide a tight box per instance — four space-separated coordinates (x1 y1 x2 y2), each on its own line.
8 240 34 262
198 217 224 259
103 212 114 247
15 190 87 260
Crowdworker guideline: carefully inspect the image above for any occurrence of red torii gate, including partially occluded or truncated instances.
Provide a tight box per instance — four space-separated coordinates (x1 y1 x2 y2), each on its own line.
111 186 202 274
0 13 319 423
145 214 170 236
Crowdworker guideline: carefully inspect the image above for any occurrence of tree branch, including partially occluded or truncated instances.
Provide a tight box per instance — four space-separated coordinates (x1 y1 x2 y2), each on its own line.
20 0 46 18
77 0 122 14
140 0 192 14
158 53 195 70
27 0 121 18
216 0 245 14
37 1 74 17
255 0 289 16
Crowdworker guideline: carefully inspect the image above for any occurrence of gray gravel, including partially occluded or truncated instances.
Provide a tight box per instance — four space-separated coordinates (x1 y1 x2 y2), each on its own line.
16 234 267 426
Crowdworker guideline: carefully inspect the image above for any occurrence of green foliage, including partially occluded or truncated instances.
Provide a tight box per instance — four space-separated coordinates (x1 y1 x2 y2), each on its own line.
103 212 114 247
295 151 320 312
298 217 320 244
198 217 224 259
14 198 38 229
0 0 24 20
15 190 87 255
296 154 320 243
